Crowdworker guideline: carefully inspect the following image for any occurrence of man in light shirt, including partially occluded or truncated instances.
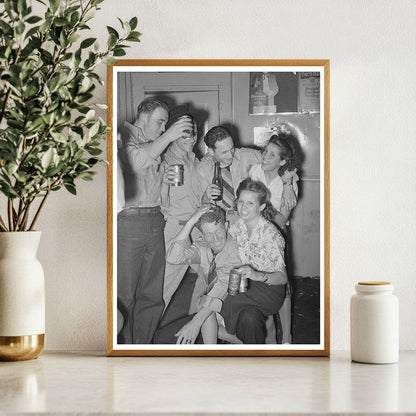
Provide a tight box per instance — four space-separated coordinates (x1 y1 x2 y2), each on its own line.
117 97 193 344
160 114 201 311
154 205 241 344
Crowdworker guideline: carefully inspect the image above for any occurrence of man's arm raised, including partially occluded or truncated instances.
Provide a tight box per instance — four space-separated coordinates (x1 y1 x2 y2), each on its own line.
148 117 193 160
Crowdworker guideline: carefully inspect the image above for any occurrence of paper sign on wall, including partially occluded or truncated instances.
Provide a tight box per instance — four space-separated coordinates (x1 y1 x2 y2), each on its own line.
298 72 320 113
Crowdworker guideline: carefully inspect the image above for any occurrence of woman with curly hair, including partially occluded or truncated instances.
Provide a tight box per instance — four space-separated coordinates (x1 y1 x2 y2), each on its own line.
250 133 302 230
217 178 288 344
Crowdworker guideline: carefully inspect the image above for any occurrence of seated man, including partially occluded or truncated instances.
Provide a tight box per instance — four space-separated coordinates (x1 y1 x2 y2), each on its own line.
154 205 241 344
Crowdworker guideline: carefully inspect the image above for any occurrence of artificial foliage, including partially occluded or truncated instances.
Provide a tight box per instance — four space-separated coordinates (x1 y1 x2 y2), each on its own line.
0 0 140 231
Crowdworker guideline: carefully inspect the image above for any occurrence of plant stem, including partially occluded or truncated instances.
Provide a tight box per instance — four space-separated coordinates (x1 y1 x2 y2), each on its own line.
0 88 12 126
27 174 63 231
20 200 33 231
15 199 29 231
7 199 14 231
0 214 8 232
29 190 50 231
14 199 23 230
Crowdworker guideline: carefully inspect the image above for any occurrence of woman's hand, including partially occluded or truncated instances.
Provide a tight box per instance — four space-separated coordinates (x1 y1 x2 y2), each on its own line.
235 266 287 285
281 168 298 210
234 265 266 282
282 183 297 211
280 168 297 183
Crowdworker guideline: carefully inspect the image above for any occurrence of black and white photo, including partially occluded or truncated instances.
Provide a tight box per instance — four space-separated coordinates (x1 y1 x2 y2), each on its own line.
107 60 330 356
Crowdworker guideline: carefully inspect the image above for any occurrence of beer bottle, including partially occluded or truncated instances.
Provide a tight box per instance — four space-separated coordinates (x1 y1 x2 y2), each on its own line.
212 162 223 201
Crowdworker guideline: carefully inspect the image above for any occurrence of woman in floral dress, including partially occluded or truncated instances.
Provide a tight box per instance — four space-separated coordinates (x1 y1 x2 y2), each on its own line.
219 178 288 343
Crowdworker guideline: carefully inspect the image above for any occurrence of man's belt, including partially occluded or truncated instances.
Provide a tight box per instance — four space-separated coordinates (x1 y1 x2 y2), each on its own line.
121 206 160 215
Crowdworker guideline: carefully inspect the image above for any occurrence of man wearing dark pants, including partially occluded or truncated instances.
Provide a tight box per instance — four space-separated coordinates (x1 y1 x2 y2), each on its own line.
117 97 193 344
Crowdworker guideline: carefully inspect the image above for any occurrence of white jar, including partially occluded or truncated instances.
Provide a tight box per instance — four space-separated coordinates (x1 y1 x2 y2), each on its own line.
350 281 399 364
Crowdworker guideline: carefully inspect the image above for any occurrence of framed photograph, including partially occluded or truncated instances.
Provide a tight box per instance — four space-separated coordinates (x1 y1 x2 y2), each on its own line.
107 60 330 356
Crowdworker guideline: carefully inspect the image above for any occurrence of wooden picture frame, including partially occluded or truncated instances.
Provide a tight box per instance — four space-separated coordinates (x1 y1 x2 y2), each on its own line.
107 60 330 356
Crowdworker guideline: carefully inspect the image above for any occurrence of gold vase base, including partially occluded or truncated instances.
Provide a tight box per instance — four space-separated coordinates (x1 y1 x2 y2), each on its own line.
0 334 45 361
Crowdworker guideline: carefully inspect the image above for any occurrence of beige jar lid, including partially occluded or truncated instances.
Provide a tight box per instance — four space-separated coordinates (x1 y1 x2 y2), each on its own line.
358 281 391 285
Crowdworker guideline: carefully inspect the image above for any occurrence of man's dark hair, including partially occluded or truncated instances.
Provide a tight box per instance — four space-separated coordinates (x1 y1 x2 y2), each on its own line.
137 97 169 118
203 126 231 150
195 205 226 231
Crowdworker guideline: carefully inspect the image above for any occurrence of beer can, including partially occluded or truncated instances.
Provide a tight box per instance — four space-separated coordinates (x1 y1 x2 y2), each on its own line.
228 269 242 296
171 164 184 186
239 276 248 293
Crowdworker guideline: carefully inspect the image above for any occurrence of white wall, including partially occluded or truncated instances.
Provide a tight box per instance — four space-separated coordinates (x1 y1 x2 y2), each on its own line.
36 0 416 352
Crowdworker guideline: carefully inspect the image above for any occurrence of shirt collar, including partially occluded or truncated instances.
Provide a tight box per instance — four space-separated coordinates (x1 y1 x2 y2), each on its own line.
123 121 149 144
203 150 239 166
232 149 241 161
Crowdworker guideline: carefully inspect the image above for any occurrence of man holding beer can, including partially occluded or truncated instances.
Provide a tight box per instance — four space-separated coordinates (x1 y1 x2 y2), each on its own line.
154 205 242 344
160 114 202 312
169 164 184 187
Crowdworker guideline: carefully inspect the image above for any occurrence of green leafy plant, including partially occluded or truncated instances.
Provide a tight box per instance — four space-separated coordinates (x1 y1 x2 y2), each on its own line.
0 0 140 231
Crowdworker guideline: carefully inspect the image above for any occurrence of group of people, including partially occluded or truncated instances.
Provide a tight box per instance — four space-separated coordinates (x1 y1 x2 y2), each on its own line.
117 96 301 345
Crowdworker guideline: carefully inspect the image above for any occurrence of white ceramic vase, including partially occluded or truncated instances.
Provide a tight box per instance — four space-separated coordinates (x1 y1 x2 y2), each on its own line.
0 231 45 361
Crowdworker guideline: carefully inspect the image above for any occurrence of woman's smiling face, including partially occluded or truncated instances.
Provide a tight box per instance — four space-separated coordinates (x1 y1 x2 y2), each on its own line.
261 142 286 172
237 190 265 224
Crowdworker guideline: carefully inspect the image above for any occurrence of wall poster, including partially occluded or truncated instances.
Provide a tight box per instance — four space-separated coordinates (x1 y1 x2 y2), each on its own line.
249 71 321 115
